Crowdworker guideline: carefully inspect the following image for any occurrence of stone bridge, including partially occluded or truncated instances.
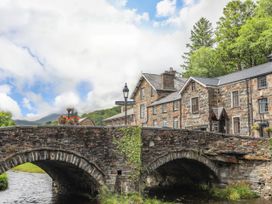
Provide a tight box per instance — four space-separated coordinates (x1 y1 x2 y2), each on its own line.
0 126 271 199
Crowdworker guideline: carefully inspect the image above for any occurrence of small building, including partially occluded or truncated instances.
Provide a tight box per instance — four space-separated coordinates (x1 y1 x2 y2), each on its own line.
103 108 135 126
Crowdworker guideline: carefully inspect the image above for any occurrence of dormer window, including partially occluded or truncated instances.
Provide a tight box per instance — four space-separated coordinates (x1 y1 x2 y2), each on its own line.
258 76 267 89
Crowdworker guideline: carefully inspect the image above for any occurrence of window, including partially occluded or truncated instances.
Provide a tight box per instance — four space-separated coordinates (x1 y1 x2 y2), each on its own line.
173 117 179 129
259 98 268 113
192 81 196 91
152 106 157 115
233 117 240 134
153 120 158 127
151 87 155 97
258 76 267 89
191 97 199 114
173 101 179 111
162 104 167 113
162 118 168 127
140 88 145 100
232 91 239 107
140 104 145 119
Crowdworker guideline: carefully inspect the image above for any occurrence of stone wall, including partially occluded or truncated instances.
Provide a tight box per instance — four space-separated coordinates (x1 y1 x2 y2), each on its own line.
141 127 272 198
181 81 210 130
0 126 135 194
147 100 181 128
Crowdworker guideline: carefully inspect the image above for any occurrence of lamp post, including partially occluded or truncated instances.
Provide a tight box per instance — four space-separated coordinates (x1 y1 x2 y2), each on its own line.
123 83 129 126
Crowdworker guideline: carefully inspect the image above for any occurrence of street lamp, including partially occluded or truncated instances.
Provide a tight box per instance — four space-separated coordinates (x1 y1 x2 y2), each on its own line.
123 83 129 125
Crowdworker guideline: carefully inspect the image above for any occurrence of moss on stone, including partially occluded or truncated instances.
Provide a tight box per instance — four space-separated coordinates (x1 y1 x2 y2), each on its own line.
0 173 8 191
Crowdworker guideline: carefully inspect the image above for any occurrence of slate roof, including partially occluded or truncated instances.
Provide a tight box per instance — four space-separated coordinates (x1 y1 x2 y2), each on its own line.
142 73 186 91
149 91 181 106
211 107 224 120
183 61 272 88
217 62 272 85
103 108 134 122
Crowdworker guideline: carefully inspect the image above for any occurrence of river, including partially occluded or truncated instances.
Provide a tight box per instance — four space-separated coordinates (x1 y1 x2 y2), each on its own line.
0 171 271 204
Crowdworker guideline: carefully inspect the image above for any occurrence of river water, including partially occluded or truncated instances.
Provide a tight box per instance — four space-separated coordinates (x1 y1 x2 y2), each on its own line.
0 171 271 204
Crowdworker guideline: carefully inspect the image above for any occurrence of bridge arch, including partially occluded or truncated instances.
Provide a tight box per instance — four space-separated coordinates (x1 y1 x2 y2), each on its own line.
0 148 105 196
143 150 220 191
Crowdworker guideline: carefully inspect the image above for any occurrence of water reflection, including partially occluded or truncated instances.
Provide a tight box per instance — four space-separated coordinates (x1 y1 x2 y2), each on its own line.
0 171 270 204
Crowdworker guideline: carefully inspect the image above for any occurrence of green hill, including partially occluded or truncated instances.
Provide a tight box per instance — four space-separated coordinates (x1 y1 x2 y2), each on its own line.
82 106 121 126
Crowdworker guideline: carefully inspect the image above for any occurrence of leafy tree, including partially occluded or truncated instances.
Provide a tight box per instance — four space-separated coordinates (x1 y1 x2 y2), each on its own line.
234 17 272 67
0 111 15 127
182 17 214 70
255 0 272 17
216 0 256 71
183 47 226 78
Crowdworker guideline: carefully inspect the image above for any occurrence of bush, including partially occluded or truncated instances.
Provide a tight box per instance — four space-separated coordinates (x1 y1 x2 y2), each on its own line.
210 182 258 201
0 173 8 191
99 186 171 204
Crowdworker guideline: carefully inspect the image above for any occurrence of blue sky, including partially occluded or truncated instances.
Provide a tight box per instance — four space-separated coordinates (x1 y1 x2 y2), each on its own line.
0 0 229 120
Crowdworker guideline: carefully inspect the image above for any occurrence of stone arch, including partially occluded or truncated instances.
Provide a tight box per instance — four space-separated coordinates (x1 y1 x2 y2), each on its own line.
0 148 105 195
144 150 219 181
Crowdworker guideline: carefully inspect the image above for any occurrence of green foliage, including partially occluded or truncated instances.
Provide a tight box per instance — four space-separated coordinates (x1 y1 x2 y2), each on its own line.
182 17 214 70
82 106 121 126
256 0 272 17
114 127 142 180
210 182 258 201
0 173 8 191
99 186 171 204
12 163 45 173
183 47 226 78
216 0 256 71
0 111 15 127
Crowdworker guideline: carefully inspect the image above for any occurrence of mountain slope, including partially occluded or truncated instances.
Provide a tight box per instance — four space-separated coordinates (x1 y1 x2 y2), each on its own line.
15 113 61 126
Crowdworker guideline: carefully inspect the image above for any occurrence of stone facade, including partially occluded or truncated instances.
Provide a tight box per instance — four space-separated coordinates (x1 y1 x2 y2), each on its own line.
1 126 272 199
147 100 181 128
141 127 272 199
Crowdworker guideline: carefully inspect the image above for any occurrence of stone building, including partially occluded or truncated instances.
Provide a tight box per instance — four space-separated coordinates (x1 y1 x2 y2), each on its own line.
103 108 135 126
179 56 272 136
104 56 272 136
78 117 95 126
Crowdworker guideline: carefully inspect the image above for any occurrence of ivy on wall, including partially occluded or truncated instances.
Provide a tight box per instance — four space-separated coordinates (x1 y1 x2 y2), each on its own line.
114 126 142 181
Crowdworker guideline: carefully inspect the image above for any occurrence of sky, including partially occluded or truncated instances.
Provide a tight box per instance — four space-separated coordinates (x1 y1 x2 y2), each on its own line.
0 0 230 120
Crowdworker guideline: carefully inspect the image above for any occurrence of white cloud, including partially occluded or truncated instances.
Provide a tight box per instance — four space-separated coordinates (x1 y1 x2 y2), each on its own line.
0 93 21 118
156 0 177 17
0 0 230 120
22 97 33 110
0 85 11 94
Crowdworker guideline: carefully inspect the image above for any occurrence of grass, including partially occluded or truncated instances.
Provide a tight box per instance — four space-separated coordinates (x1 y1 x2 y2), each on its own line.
0 173 8 191
12 163 45 173
210 182 258 201
99 187 172 204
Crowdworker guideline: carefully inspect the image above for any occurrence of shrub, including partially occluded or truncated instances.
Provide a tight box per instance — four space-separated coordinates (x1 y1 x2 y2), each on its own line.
0 173 8 191
210 182 258 201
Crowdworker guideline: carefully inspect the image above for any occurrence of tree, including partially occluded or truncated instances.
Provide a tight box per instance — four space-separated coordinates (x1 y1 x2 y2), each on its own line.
234 17 272 67
182 17 214 70
216 0 256 71
183 47 226 78
0 111 15 127
255 0 272 17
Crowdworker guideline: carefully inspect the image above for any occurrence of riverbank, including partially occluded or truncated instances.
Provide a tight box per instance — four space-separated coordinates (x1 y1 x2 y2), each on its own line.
12 162 45 173
0 173 8 191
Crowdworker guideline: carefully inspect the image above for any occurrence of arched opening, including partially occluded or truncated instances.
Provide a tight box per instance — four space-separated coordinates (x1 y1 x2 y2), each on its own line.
0 149 105 201
143 151 219 202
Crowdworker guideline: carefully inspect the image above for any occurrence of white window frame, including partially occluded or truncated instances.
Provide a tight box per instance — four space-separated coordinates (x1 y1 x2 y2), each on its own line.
231 91 240 108
232 116 240 135
259 98 269 113
162 104 167 113
191 97 199 114
153 120 158 127
162 118 168 127
140 88 145 100
140 104 145 119
258 76 267 89
173 117 179 129
173 101 179 111
152 106 157 115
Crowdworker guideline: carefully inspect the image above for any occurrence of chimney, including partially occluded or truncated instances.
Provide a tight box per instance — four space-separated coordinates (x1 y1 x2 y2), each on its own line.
161 67 176 90
268 53 272 62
